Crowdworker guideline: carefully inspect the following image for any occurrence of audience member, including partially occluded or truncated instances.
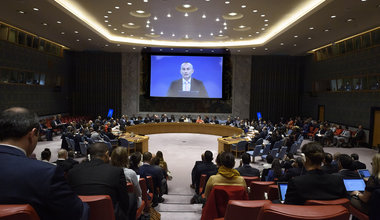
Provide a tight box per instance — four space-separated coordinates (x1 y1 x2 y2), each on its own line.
321 153 339 174
138 152 164 206
280 157 306 182
204 152 246 199
236 153 260 177
111 147 141 213
55 149 77 173
333 154 361 179
334 126 351 147
262 158 283 181
281 153 295 171
129 151 141 174
285 142 347 204
351 125 365 147
40 148 53 164
351 153 367 170
194 150 218 194
0 107 86 220
39 119 53 141
68 142 130 220
350 153 380 216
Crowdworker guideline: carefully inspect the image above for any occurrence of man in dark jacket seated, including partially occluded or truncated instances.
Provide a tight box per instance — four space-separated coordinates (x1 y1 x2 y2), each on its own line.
236 153 260 177
285 142 347 205
333 154 361 179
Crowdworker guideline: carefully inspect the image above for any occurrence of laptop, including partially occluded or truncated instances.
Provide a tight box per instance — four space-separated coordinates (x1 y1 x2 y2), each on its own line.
277 182 288 203
343 179 366 192
357 169 371 178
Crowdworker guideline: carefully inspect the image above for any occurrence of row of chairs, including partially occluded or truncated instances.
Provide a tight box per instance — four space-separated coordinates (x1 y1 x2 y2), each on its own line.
0 176 155 220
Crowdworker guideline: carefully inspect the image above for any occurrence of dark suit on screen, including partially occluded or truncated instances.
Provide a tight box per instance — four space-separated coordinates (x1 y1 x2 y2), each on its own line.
0 145 84 220
68 158 130 220
284 169 347 205
167 78 208 97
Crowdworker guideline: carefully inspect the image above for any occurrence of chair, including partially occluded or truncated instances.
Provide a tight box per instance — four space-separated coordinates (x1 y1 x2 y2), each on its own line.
348 204 369 220
256 138 264 145
79 195 115 220
69 139 76 151
261 148 278 161
249 181 275 200
257 203 349 220
246 145 262 162
267 184 279 201
259 144 271 156
0 204 40 220
65 137 74 151
272 140 283 150
215 200 270 220
230 141 248 158
275 146 287 160
79 142 88 156
201 185 248 220
198 174 207 195
242 176 260 187
305 198 350 208
289 143 298 155
307 127 319 140
126 183 146 220
139 178 153 211
119 138 136 155
247 141 255 151
102 135 118 146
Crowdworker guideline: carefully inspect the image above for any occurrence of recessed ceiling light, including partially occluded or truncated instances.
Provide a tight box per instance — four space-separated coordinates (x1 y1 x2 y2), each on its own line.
136 10 145 14
185 35 189 39
223 22 227 26
18 10 25 14
108 24 112 27
205 0 210 1
225 1 230 4
143 0 148 2
151 28 154 32
130 34 134 36
240 37 243 39
160 31 163 34
127 2 132 5
183 4 191 8
280 43 284 45
57 21 62 24
210 33 214 36
237 50 240 52
128 22 135 25
264 48 268 50
184 13 189 17
252 9 258 13
256 31 259 34
294 35 298 38
202 14 206 18
248 34 252 37
324 29 330 32
264 19 269 22
293 44 297 46
216 18 220 21
88 38 92 41
167 13 171 18
346 18 353 22
107 11 112 14
252 47 256 50
60 32 65 34
121 31 125 34
115 6 120 9
74 30 79 34
42 22 47 26
105 20 108 22
154 16 158 20
117 44 120 47
133 47 136 50
361 0 366 2
146 20 150 24
238 25 246 28
105 44 109 46
241 5 246 8
113 28 117 30
260 14 265 17
308 37 312 39
104 15 108 18
33 8 39 11
228 12 237 16
146 24 149 28
264 24 268 26
224 26 227 30
261 28 265 30
330 15 336 18
309 27 314 30
76 39 80 42
172 33 175 36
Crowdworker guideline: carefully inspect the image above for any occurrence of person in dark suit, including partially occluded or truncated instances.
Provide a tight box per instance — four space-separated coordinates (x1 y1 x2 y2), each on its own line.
68 142 131 220
138 152 165 206
285 142 347 205
351 153 367 170
333 154 361 179
167 62 208 97
279 157 306 182
55 149 77 173
236 153 260 177
0 107 86 220
194 150 218 194
321 152 339 174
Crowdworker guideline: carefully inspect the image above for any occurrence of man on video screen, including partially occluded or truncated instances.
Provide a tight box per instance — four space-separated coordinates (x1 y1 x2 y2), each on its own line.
167 62 208 98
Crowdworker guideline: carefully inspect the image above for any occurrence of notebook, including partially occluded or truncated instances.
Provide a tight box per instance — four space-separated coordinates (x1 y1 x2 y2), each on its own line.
343 179 366 192
358 169 371 178
277 182 288 203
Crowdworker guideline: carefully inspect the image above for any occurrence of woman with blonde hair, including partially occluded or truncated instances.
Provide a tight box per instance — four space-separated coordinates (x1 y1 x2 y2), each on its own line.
350 153 380 215
111 147 142 208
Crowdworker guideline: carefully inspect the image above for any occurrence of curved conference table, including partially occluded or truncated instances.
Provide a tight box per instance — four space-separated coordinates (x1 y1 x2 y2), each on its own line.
123 122 243 153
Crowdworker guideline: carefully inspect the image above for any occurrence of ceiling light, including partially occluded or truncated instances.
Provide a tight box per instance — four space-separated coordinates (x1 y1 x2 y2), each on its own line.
205 0 210 1
330 15 336 18
121 31 125 34
130 34 134 36
264 48 268 50
151 28 154 32
324 29 330 32
211 50 214 52
361 0 366 1
117 44 120 46
127 2 132 5
57 21 62 24
107 11 112 14
42 22 47 26
136 10 145 14
144 0 148 2
184 13 189 17
133 47 136 50
183 4 191 8
280 42 284 45
228 12 237 16
33 8 39 11
252 9 258 13
219 30 223 33
294 35 298 38
261 28 265 30
105 20 108 22
146 20 150 24
224 26 227 30
60 32 65 34
74 30 79 33
309 27 314 30
308 37 312 39
239 25 246 28
185 35 189 39
346 18 353 22
18 10 25 14
225 1 230 4
210 33 214 36
260 14 265 17
128 22 135 25
104 15 108 18
241 5 246 8
248 34 252 37
113 28 117 30
154 16 158 20
264 24 268 26
76 39 80 42
108 24 112 26
88 38 92 41
167 13 171 17
146 24 149 28
293 44 297 46
223 22 227 26
240 37 243 39
105 44 109 46
218 34 223 37
252 48 256 50
237 50 240 52
115 6 120 9
202 14 206 18
264 19 269 22
172 33 175 36
216 18 220 21
256 31 259 34
160 31 163 34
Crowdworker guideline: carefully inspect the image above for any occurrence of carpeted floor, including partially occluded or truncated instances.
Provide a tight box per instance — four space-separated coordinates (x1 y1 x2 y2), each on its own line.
35 133 378 220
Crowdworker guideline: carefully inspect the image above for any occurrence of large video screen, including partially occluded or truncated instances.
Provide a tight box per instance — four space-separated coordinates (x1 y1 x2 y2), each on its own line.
150 55 223 98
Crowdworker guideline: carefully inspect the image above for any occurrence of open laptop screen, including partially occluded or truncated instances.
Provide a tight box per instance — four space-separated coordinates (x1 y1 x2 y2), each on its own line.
277 182 288 202
343 179 366 192
358 169 371 178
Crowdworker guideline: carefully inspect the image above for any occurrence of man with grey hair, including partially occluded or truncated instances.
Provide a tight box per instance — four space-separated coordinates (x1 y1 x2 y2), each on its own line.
167 62 208 97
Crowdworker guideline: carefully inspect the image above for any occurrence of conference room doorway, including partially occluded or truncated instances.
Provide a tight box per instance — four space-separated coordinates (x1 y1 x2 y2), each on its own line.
318 105 325 122
370 107 380 149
